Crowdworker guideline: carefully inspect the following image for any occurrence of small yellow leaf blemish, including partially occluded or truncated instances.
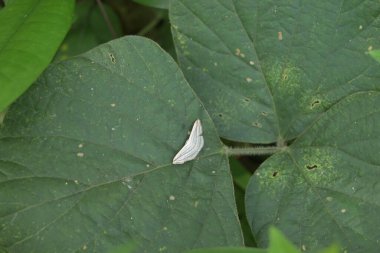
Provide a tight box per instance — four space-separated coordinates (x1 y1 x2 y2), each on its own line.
60 43 69 52
252 122 262 128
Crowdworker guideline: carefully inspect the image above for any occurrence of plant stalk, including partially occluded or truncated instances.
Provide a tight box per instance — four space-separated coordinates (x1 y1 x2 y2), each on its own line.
137 13 164 36
96 0 117 38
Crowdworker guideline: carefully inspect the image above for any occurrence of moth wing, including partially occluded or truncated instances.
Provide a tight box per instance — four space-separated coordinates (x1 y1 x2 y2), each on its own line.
172 119 204 164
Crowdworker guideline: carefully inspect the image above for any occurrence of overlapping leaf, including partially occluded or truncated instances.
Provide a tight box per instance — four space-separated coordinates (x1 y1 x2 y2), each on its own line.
246 92 380 252
0 0 74 111
0 36 243 252
170 0 380 143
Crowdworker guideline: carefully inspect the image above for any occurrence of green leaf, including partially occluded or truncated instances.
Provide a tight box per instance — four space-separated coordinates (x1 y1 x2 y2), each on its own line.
55 1 122 61
268 227 340 253
133 0 169 9
3 0 12 6
230 158 251 190
185 247 266 253
0 0 74 112
0 247 9 253
0 36 243 252
169 0 380 143
184 227 338 253
318 245 340 253
369 49 380 63
108 243 136 253
246 91 380 252
268 227 299 253
234 185 256 247
0 110 5 124
230 158 256 246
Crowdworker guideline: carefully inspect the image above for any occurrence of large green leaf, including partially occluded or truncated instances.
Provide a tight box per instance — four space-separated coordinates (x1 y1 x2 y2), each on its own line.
0 36 243 252
0 0 74 111
246 91 380 252
169 0 380 143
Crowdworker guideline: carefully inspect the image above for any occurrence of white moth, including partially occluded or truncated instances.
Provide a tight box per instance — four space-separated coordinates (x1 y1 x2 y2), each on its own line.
172 119 204 164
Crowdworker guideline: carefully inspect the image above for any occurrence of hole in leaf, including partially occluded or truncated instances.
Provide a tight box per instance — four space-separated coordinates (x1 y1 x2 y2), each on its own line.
272 171 278 177
311 99 320 108
306 164 317 170
252 122 262 128
109 53 116 63
218 113 223 118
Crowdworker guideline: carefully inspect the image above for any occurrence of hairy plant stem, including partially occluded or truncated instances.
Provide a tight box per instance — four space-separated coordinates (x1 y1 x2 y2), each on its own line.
223 145 287 156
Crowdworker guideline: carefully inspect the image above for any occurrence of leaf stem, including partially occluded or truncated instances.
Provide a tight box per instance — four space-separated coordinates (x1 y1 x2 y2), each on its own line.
223 145 286 156
96 0 117 38
137 12 164 36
